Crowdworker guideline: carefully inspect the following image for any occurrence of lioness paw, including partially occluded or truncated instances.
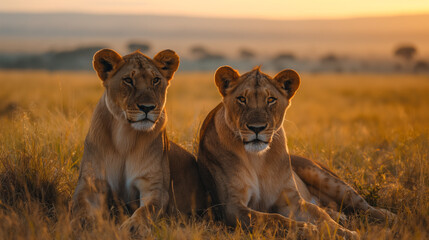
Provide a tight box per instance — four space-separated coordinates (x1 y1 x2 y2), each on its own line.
337 229 360 240
302 223 319 238
120 216 149 238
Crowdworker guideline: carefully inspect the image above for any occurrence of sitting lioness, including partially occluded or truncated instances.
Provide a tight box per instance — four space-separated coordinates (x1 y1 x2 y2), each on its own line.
72 49 205 232
197 66 391 239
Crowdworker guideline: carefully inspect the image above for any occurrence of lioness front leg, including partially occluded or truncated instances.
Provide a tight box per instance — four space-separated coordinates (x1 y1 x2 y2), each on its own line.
71 178 113 228
225 203 319 238
299 200 359 239
119 177 169 235
277 192 359 239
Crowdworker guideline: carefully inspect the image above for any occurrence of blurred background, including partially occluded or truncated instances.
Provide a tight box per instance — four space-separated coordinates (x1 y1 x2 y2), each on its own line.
1 0 429 73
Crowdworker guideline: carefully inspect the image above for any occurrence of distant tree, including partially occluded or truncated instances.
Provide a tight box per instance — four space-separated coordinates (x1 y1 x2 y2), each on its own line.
51 46 106 58
273 52 296 62
271 52 296 71
394 45 417 61
320 54 338 64
206 53 226 61
190 45 208 57
49 46 107 70
414 60 429 73
393 63 402 72
128 42 150 52
319 53 343 72
1 45 108 70
190 45 225 61
239 48 256 60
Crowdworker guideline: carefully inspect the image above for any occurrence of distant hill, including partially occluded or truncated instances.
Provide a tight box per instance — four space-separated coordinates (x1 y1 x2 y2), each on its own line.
1 12 429 60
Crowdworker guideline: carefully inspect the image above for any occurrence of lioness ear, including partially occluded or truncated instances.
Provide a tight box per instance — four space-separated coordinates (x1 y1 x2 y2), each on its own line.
215 66 240 97
93 49 123 81
153 49 180 80
274 69 300 99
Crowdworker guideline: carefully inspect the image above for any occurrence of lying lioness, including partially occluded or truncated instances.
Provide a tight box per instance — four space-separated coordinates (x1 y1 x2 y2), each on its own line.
197 66 392 238
72 49 205 232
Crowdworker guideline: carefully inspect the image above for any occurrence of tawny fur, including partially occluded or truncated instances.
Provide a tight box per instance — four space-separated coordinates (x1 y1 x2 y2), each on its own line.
72 49 205 233
289 155 394 220
197 66 365 239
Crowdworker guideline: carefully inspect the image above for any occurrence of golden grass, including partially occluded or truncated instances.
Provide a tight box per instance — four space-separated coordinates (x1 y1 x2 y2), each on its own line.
0 70 428 239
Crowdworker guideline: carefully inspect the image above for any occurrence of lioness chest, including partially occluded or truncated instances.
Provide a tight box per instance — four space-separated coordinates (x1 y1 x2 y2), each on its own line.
241 153 290 212
103 126 165 205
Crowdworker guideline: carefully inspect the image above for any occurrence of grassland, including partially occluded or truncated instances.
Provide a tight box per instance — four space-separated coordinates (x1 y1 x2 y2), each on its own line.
0 70 428 239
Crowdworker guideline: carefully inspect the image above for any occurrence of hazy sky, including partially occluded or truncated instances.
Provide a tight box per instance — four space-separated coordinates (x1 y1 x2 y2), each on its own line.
1 0 429 19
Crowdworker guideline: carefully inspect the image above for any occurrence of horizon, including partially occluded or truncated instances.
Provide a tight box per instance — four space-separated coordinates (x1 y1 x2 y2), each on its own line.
2 10 429 21
1 12 429 60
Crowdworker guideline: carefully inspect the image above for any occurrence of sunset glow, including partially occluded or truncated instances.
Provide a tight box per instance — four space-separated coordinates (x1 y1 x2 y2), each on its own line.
1 0 429 19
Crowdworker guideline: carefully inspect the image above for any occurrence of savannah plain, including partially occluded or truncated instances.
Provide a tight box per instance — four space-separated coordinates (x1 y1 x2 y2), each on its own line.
0 70 428 239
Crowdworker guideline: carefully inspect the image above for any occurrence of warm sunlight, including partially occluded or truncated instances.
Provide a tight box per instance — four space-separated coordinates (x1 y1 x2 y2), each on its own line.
1 0 429 240
2 0 429 19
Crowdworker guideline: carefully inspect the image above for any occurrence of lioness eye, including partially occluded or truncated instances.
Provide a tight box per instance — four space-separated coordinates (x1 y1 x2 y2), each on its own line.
267 97 277 104
123 77 133 86
153 77 161 85
237 96 246 104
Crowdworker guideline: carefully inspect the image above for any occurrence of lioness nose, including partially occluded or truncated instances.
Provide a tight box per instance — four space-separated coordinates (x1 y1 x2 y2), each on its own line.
246 124 267 134
137 104 156 114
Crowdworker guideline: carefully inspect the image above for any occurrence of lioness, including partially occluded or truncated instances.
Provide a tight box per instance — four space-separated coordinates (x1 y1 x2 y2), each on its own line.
197 66 391 239
72 49 205 232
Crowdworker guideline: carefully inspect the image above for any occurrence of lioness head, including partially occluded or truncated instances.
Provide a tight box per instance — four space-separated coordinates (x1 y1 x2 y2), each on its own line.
215 66 300 153
93 49 179 131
